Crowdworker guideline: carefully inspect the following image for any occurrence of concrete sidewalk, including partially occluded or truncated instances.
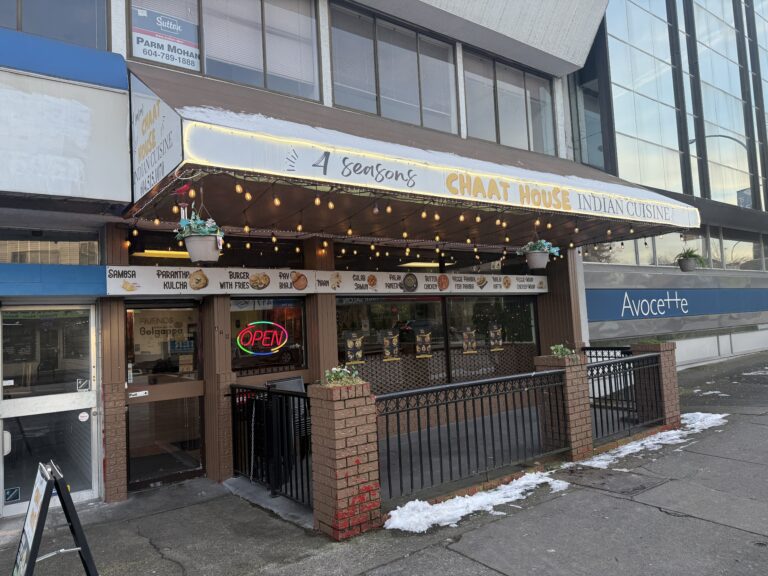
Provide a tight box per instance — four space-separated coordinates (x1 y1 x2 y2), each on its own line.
2 353 768 575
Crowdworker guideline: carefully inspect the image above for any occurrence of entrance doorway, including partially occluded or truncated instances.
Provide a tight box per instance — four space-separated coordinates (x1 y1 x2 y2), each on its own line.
0 305 99 516
125 303 204 489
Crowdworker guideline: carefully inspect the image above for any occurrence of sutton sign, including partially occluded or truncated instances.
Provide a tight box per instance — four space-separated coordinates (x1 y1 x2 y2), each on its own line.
236 321 289 356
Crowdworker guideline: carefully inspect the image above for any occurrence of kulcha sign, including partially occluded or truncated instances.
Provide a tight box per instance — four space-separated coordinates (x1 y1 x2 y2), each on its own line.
130 75 183 201
174 111 700 228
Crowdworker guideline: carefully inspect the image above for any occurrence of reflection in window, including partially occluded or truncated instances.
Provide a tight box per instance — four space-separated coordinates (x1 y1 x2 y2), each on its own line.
463 52 497 142
571 33 606 170
126 307 200 386
710 228 723 268
376 21 421 125
638 237 654 265
330 4 376 113
654 232 686 266
582 242 637 265
497 63 528 150
21 0 107 49
418 36 457 133
722 229 761 270
264 0 319 99
526 73 556 155
2 309 91 398
230 298 306 375
203 0 264 87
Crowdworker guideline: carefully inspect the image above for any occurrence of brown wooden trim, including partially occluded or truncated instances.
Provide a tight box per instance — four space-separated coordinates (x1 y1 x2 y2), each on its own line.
126 380 204 405
103 223 129 266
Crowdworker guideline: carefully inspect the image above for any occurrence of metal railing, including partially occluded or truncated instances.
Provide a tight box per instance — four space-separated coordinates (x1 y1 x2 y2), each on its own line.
231 385 312 507
375 370 568 501
588 353 663 443
582 346 632 363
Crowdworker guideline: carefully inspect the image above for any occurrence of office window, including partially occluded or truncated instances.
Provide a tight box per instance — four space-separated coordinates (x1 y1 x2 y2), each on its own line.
0 230 99 265
496 63 528 149
8 0 108 49
418 36 457 133
722 229 761 270
330 4 376 113
203 0 264 87
526 73 555 155
264 0 319 100
376 21 421 125
464 52 497 141
131 0 200 71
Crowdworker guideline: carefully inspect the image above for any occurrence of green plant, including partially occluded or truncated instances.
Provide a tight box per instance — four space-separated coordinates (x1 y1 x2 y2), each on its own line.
674 247 706 266
175 202 223 240
323 365 364 387
517 239 560 256
550 344 575 358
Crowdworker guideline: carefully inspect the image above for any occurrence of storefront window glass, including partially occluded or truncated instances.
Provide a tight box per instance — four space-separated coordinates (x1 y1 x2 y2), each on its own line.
496 62 528 150
0 230 99 265
418 36 457 134
722 229 761 270
638 237 654 265
526 73 556 155
376 21 421 126
230 298 306 375
583 242 637 265
131 0 200 71
447 296 537 382
654 232 686 266
20 0 107 50
710 228 723 267
203 0 264 88
0 1 16 29
264 0 319 100
336 297 445 393
126 307 200 386
464 52 497 142
330 4 377 113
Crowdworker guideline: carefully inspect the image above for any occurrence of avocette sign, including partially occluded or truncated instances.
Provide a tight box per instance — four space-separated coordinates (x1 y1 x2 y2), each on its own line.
173 108 700 228
106 266 548 296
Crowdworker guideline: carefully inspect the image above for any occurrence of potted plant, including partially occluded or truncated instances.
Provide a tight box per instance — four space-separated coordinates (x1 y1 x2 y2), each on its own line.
323 365 364 387
675 247 706 272
175 203 223 262
517 239 560 269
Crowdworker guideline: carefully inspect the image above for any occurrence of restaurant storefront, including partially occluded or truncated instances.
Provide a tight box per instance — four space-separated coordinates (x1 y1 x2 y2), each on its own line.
89 67 701 502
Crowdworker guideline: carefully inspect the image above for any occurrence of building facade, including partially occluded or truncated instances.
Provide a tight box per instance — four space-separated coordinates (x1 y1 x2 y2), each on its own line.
0 0 703 516
572 0 768 366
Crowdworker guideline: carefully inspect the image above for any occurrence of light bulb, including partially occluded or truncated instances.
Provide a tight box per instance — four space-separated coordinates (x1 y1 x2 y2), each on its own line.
434 212 440 221
496 218 502 226
273 195 281 207
327 199 335 210
274 245 279 252
505 235 510 243
372 202 380 215
435 234 440 242
370 243 376 251
607 229 612 235
569 241 574 248
459 213 466 222
473 245 478 253
314 194 321 206
353 249 358 255
172 205 180 215
347 226 353 236
375 251 380 257
405 247 411 255
441 252 446 257
630 228 635 234
188 188 196 199
402 231 408 239
246 242 251 249
322 240 329 248
385 203 392 214
341 248 346 255
421 209 428 219
502 221 508 228
435 247 440 253
385 251 390 257
295 246 301 253
297 222 303 232
244 191 253 201
574 226 580 234
132 228 139 237
177 240 183 247
123 240 131 248
243 224 250 233
226 242 232 249
416 253 421 259
271 233 277 243
546 222 552 230
153 217 160 226
466 237 472 244
475 214 481 223
235 183 244 194
534 218 541 227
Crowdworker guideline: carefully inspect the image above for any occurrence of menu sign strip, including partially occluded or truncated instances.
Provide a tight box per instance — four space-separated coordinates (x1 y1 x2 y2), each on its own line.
106 267 548 296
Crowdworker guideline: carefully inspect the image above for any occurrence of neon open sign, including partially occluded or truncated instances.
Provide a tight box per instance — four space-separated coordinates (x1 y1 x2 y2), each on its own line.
236 321 289 356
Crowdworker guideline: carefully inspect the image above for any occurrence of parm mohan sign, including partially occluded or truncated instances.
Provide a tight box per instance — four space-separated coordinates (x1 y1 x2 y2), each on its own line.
180 116 699 228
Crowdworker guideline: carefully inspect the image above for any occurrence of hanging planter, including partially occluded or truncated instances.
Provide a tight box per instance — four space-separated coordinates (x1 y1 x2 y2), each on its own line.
675 247 706 272
175 202 223 263
517 239 560 270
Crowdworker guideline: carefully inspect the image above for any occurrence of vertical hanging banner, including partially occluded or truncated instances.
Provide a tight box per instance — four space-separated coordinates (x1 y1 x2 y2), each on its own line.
12 461 98 576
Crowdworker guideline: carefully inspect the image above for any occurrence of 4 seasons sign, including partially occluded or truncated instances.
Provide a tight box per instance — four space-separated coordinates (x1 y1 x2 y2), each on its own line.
586 288 768 322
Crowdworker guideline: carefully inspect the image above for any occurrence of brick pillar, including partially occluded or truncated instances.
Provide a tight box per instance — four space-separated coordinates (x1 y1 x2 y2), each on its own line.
534 354 592 461
631 342 680 428
308 382 381 540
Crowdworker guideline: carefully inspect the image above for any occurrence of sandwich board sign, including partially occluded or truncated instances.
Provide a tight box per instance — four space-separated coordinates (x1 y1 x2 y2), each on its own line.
12 461 98 576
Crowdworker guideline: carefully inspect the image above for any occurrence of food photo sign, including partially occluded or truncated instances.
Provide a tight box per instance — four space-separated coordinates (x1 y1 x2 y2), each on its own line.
106 267 548 296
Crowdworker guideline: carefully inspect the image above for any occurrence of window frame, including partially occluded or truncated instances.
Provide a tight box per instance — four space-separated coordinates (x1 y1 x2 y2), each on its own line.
328 0 461 137
126 0 323 103
2 0 111 51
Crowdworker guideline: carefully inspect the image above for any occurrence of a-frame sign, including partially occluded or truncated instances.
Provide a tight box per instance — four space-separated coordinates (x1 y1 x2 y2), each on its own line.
11 461 98 576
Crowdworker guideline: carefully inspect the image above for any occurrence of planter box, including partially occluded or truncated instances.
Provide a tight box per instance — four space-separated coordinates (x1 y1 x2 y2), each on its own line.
677 257 698 272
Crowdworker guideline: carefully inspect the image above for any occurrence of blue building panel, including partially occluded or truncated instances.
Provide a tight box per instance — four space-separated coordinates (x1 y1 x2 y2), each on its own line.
0 28 127 90
586 288 768 322
0 264 106 296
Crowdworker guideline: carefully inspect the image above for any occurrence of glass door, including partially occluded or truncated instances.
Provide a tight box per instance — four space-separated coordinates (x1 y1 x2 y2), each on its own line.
0 306 99 517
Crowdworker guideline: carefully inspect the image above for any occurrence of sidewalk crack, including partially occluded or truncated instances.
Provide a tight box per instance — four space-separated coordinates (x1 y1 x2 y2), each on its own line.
136 525 188 576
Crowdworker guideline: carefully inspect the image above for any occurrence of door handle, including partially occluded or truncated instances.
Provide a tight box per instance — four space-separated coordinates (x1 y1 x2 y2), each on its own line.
3 430 10 456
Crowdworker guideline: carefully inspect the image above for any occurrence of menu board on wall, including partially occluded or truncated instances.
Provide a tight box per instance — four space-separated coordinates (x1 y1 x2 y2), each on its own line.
106 267 548 297
343 331 365 365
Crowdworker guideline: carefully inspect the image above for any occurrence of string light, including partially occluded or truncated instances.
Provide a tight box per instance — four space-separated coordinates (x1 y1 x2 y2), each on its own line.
375 251 380 257
385 203 393 214
188 188 196 199
244 191 253 201
466 237 472 244
131 228 139 237
153 217 160 226
421 209 428 219
435 247 440 253
402 231 408 239
271 232 277 243
353 249 358 255
475 213 481 223
347 224 353 236
235 183 244 194
496 218 502 226
370 243 376 251
341 247 347 255
274 245 279 252
295 246 301 254
630 228 635 234
607 229 612 236
502 221 507 228
473 245 478 253
245 242 251 249
172 205 180 215
177 240 184 247
243 224 251 233
297 213 304 233
546 222 552 230
273 193 281 207
322 239 329 248
574 226 580 234
405 246 411 256
385 251 390 257
459 213 466 222
434 212 440 221
569 241 574 248
534 218 541 227
226 242 232 249
327 198 335 210
505 235 510 243
434 234 441 242
314 193 321 206
372 202 380 215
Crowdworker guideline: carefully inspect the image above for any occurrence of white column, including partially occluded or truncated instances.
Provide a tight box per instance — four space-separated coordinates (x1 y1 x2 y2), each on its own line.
110 0 127 57
317 0 334 107
456 42 468 139
553 76 573 160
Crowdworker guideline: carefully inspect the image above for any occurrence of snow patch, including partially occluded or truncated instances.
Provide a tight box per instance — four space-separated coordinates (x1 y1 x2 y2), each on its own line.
579 412 728 470
384 472 568 533
699 391 729 397
742 370 768 376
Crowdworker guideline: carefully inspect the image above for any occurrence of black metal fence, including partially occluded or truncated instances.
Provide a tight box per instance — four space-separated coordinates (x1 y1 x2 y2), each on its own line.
375 370 568 501
587 353 664 443
582 346 632 363
231 385 312 507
